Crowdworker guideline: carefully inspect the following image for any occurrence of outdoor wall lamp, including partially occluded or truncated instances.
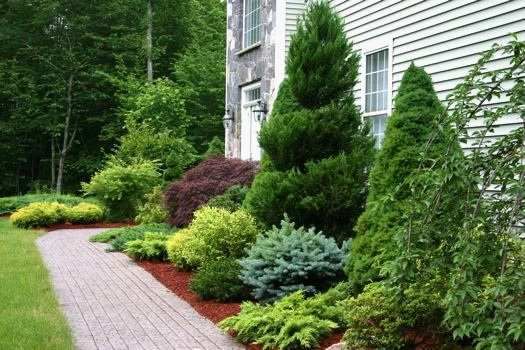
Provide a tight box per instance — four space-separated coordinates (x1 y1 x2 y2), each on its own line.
223 107 234 129
253 100 268 123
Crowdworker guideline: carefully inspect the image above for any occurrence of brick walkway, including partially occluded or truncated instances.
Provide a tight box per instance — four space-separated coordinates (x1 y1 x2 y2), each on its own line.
37 228 243 350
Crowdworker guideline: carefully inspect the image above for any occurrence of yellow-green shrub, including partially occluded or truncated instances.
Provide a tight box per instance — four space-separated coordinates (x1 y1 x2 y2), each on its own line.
166 207 259 270
66 203 105 224
10 201 105 228
10 202 68 228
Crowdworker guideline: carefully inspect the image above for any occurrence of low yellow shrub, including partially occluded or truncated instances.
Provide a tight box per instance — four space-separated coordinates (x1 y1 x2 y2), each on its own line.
10 201 105 228
10 202 68 229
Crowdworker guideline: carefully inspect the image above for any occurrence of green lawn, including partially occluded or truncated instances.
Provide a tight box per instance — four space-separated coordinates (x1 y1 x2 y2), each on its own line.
0 219 73 350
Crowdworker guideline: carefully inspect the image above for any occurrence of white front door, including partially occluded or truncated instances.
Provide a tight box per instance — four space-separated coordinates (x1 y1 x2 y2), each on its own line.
240 83 262 161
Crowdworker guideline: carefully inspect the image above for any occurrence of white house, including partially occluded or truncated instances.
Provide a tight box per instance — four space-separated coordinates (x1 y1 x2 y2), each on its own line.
224 0 525 160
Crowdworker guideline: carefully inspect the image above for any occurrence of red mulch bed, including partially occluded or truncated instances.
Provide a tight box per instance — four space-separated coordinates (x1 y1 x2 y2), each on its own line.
45 221 134 231
138 261 344 350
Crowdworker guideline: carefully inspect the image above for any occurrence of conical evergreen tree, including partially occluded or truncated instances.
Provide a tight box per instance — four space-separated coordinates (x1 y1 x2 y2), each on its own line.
244 1 374 242
287 0 358 108
347 64 466 288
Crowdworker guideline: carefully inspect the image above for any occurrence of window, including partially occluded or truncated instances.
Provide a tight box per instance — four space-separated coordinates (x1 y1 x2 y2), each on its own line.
241 83 262 160
363 47 390 147
243 0 262 48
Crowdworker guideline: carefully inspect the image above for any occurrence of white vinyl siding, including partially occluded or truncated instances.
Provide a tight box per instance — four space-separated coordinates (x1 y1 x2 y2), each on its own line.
328 0 525 156
285 0 307 53
243 0 262 48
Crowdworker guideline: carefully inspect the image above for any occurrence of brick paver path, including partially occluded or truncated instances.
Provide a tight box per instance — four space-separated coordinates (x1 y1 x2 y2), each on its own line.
37 228 243 350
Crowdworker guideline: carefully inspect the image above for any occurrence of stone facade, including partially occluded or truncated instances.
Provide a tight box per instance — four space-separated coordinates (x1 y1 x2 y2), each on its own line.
225 0 277 159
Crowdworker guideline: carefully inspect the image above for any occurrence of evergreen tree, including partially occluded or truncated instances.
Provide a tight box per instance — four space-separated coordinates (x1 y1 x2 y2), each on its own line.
287 1 359 109
347 64 467 288
244 1 374 242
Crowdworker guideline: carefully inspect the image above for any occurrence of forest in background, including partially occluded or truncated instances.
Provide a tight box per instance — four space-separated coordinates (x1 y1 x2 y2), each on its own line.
0 0 226 195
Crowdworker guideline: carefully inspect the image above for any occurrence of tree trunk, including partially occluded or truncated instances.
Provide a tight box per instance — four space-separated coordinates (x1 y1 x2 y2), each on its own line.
56 74 74 194
51 136 56 189
146 0 153 81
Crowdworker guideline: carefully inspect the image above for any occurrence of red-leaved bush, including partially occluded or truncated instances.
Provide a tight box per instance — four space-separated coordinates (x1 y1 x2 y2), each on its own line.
165 156 259 227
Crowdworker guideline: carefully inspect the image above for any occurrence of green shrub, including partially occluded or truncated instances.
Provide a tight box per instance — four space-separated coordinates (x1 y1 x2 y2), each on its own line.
190 258 248 301
244 1 373 243
347 64 467 289
244 152 372 243
342 282 444 350
220 283 350 350
166 228 193 269
0 194 98 215
113 126 196 181
240 217 345 301
135 186 168 224
205 185 248 212
82 158 161 219
202 136 225 159
166 207 259 270
124 232 172 261
66 203 105 224
10 202 68 228
89 223 171 249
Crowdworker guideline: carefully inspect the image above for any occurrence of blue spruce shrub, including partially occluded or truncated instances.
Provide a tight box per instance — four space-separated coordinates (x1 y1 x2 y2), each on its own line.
239 217 345 301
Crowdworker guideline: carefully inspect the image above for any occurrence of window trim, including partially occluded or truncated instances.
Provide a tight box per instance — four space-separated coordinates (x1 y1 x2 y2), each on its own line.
242 0 263 49
360 39 393 118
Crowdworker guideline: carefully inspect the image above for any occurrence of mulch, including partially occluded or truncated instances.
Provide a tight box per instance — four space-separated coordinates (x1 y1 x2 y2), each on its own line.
45 221 134 232
138 260 344 350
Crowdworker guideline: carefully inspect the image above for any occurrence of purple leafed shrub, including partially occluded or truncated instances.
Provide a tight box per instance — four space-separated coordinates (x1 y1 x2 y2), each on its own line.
165 156 258 227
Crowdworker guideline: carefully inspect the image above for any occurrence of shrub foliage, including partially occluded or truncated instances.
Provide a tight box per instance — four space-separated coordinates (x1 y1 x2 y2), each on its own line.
135 186 168 224
165 156 258 227
220 283 350 350
82 158 161 219
124 232 172 261
240 217 345 301
166 207 259 270
205 185 248 212
190 258 248 301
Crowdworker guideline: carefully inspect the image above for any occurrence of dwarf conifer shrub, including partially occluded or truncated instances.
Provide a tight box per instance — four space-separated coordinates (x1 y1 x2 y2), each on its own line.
166 207 259 270
347 64 467 289
244 2 373 242
190 258 248 301
220 283 351 350
240 217 345 301
165 156 258 227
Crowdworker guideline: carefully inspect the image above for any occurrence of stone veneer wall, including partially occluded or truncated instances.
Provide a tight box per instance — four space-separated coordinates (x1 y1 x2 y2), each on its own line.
225 0 277 159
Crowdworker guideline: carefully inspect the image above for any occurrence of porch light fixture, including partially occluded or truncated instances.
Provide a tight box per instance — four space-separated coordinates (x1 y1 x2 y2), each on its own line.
253 100 268 123
223 107 234 129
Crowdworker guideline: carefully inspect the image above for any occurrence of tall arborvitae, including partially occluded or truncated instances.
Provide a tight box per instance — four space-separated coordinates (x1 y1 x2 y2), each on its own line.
244 1 374 243
347 64 467 288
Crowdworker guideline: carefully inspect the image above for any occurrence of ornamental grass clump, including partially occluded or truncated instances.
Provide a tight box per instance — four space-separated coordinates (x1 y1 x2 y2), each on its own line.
244 1 373 243
240 217 345 301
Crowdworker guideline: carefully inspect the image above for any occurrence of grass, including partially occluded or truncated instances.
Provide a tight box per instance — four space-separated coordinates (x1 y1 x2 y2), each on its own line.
0 219 73 350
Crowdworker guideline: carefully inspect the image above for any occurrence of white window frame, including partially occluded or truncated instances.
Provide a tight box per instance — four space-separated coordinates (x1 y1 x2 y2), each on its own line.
360 39 393 147
240 82 262 160
242 0 263 49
